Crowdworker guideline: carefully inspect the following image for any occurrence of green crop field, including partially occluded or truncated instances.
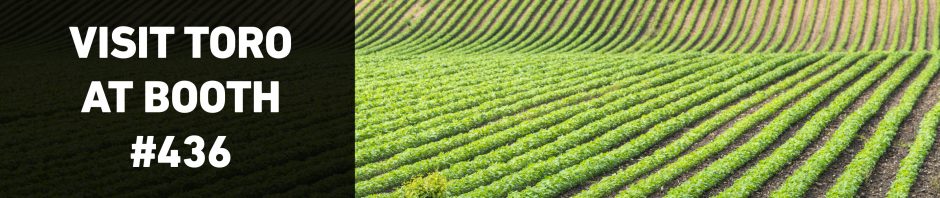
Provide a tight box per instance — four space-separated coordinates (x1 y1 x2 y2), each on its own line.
354 0 940 197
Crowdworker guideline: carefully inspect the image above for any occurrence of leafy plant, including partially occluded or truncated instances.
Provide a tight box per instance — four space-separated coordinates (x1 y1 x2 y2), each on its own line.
403 172 448 198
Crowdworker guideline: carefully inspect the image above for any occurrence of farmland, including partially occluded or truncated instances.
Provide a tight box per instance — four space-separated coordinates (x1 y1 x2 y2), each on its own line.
355 0 940 197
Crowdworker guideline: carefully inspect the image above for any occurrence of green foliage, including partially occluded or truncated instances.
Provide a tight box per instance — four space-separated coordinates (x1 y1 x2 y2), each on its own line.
828 52 935 197
355 1 940 197
889 56 940 197
403 172 448 198
772 53 917 197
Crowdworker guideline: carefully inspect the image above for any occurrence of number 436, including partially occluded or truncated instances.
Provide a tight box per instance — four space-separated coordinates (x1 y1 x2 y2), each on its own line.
157 135 230 168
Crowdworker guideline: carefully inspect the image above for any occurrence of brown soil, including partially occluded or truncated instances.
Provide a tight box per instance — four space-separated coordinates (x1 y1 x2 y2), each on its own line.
635 0 671 42
740 0 777 52
844 0 869 51
355 0 373 14
896 0 912 50
885 0 902 50
643 88 783 197
674 0 715 51
768 0 798 52
728 2 770 51
860 58 939 197
647 0 683 42
911 1 925 50
406 3 428 18
703 0 750 51
804 57 914 196
557 100 734 197
855 0 878 50
355 0 377 22
785 0 810 52
683 0 727 51
797 0 822 51
927 1 937 50
603 0 647 48
474 1 520 34
832 0 854 51
814 0 839 51
872 0 890 50
459 1 498 35
665 0 707 50
537 1 574 36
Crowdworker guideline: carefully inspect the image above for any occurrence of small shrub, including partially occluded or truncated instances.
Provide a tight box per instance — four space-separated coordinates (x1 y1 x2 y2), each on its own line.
402 172 447 198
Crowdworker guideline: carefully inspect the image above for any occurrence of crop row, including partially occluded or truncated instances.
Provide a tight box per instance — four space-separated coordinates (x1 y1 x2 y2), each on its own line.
889 56 940 197
457 55 802 197
772 53 914 197
356 55 723 181
618 53 891 197
354 54 699 166
355 54 735 196
510 54 827 197
573 53 856 197
355 0 940 54
828 52 935 197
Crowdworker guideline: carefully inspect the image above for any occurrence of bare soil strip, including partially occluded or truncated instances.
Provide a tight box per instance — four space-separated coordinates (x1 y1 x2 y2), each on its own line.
873 0 890 50
766 0 797 52
790 0 818 51
683 0 729 51
929 1 938 50
896 0 912 50
815 0 840 51
733 0 771 52
845 0 868 50
743 0 780 52
884 0 901 50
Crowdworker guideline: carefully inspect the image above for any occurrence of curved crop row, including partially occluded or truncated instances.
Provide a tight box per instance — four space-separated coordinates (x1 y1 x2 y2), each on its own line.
457 55 801 197
619 53 890 197
889 56 940 197
573 53 857 198
771 53 917 197
354 54 726 196
354 54 699 166
355 54 717 181
513 54 828 197
665 53 899 197
828 53 935 197
355 0 940 54
718 53 925 197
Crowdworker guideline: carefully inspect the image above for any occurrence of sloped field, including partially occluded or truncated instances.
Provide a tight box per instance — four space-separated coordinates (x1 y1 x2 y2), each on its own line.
355 0 940 197
356 0 940 54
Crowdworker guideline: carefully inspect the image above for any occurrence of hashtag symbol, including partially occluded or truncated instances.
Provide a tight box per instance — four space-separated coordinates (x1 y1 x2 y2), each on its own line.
131 136 157 167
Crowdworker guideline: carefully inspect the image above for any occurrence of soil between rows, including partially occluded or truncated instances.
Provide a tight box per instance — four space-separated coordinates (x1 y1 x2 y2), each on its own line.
858 56 938 197
557 55 789 198
911 59 940 197
751 55 892 197
803 56 915 196
700 56 873 197
643 56 845 197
